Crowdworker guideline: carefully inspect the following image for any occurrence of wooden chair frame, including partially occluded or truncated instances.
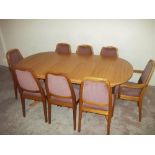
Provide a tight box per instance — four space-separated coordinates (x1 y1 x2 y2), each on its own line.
118 60 155 121
78 77 115 135
45 73 79 130
14 67 47 122
6 48 23 99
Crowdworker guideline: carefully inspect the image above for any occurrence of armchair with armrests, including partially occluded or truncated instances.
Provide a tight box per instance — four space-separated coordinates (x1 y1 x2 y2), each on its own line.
117 60 155 122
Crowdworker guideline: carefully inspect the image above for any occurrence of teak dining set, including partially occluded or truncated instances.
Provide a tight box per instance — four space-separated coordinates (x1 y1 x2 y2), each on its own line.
6 43 155 134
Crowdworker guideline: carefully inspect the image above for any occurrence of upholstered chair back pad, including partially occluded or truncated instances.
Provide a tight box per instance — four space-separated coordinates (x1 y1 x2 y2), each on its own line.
139 60 154 84
77 46 93 55
100 47 117 57
15 70 39 91
82 80 109 104
8 49 23 67
47 74 71 97
56 43 71 54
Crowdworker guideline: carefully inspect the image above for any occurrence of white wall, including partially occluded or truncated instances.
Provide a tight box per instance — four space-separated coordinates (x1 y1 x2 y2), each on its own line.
0 19 154 85
0 25 7 65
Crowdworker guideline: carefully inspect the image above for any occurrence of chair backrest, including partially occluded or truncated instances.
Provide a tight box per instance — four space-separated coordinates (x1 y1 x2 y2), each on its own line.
45 73 75 100
55 43 71 54
138 60 155 85
100 46 118 57
80 77 112 108
6 48 23 68
76 45 93 56
15 69 40 92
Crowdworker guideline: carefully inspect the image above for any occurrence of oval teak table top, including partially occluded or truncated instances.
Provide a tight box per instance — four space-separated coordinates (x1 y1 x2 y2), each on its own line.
15 52 133 87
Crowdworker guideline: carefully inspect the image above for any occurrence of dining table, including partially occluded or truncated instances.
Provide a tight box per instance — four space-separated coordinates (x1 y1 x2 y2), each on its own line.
15 51 133 87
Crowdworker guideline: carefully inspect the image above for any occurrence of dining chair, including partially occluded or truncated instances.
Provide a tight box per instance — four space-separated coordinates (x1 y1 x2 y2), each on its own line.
78 77 116 135
76 45 94 56
6 48 23 99
14 68 47 122
45 73 79 130
117 59 155 121
100 46 118 57
55 43 71 54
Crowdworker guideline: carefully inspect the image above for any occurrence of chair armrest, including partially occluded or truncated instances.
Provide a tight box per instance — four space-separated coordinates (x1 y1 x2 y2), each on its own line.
133 69 143 74
120 83 146 89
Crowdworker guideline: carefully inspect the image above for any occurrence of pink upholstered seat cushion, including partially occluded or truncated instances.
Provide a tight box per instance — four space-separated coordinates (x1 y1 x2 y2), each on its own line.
50 87 79 103
114 85 120 95
83 94 115 111
116 82 142 97
23 91 42 97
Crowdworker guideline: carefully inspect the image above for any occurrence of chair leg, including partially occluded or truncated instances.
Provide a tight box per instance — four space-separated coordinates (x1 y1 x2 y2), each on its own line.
138 101 142 122
14 82 18 99
20 95 26 117
48 103 51 124
78 104 82 132
107 115 111 135
111 104 115 117
73 105 77 130
43 100 47 123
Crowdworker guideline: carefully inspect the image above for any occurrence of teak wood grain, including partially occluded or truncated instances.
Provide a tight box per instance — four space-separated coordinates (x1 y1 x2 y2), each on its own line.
15 52 133 86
